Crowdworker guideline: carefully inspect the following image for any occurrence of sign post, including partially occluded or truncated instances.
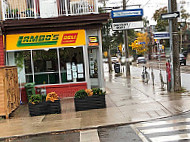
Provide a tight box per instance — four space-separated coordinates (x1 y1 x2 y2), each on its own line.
111 4 144 78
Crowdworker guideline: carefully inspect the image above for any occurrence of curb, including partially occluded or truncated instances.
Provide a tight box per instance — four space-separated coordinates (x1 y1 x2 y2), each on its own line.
1 110 190 141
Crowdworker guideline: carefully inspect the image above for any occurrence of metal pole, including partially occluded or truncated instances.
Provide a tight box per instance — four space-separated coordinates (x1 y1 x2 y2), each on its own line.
168 0 174 91
123 0 130 77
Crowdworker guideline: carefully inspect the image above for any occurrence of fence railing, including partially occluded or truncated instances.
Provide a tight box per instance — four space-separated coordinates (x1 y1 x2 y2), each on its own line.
1 0 98 20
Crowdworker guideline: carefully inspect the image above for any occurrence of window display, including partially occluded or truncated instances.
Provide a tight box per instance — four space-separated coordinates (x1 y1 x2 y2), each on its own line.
7 46 85 85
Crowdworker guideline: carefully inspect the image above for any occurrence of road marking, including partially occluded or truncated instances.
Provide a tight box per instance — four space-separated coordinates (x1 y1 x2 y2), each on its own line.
135 118 190 127
141 124 190 134
80 129 100 142
150 133 190 142
134 117 190 142
130 125 149 142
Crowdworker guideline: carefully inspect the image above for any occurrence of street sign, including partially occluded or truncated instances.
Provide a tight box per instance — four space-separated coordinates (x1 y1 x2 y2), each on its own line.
161 12 180 19
112 21 143 31
111 9 143 18
139 42 146 44
153 32 170 39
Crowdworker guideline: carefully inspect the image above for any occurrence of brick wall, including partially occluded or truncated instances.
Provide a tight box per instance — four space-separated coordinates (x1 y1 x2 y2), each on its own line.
0 36 4 65
21 82 87 103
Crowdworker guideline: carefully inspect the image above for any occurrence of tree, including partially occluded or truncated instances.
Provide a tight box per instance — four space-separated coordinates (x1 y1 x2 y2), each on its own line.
179 6 190 51
102 19 113 73
153 7 168 31
130 32 150 55
98 0 109 7
180 6 190 24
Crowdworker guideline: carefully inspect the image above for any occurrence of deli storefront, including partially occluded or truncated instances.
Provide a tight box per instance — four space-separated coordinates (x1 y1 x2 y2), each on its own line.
5 29 105 102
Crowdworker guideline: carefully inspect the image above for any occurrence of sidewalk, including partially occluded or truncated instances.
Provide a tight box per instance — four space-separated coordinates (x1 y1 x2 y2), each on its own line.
1 66 190 140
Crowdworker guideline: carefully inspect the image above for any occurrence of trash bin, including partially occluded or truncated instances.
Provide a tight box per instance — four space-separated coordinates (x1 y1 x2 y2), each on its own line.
114 62 120 73
24 83 36 100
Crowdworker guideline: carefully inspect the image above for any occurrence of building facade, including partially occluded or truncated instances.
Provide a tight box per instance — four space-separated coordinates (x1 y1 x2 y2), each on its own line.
0 0 109 103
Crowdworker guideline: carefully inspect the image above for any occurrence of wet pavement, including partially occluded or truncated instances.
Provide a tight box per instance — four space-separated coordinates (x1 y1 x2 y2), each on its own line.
1 64 190 140
132 111 190 142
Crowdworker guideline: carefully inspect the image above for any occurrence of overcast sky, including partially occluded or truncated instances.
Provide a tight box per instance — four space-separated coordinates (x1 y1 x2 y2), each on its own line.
102 0 190 25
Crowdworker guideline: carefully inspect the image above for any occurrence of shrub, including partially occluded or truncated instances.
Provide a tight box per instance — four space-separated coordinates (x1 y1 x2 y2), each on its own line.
74 89 88 99
92 88 106 96
29 94 42 104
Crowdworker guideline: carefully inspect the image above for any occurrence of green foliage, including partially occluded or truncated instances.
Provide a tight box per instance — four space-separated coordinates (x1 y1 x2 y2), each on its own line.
15 51 31 72
92 88 106 96
75 88 106 99
153 7 168 31
180 6 190 22
29 94 42 104
74 89 88 99
15 52 24 72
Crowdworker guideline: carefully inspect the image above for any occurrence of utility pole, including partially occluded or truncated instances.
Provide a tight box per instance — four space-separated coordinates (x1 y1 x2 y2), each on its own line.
168 0 181 91
123 0 130 78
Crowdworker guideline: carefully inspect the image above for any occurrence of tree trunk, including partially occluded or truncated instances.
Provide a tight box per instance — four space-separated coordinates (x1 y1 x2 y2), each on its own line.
108 47 112 73
171 0 181 91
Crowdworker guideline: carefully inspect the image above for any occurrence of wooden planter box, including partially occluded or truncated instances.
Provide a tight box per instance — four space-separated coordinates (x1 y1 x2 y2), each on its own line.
74 95 106 111
28 100 61 116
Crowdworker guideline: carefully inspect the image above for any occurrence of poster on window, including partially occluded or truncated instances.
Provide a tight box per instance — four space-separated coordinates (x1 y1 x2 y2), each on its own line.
78 73 84 79
66 62 72 80
73 71 77 79
67 74 72 80
72 64 77 72
77 64 83 73
66 63 71 69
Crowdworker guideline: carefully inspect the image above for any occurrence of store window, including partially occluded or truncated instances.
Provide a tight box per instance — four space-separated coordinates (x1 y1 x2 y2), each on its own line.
33 49 59 85
7 46 86 86
59 47 85 83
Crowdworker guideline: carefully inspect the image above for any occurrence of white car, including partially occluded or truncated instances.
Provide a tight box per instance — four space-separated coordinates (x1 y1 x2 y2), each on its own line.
137 57 146 64
111 57 119 63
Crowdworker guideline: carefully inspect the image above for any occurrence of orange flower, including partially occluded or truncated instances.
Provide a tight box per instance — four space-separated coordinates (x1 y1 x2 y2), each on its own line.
46 92 59 102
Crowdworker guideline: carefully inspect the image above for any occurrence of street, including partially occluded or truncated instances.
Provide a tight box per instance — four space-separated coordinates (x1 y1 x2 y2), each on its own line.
7 111 190 142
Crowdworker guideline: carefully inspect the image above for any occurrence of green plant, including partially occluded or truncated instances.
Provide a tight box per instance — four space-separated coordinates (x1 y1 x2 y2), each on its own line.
92 88 106 96
29 94 42 104
15 52 24 72
74 89 88 99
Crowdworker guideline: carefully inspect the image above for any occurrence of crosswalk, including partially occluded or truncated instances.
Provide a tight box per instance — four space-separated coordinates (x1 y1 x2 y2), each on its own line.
132 117 190 142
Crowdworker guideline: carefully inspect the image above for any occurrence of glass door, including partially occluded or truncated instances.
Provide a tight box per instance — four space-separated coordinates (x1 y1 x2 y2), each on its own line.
88 48 99 88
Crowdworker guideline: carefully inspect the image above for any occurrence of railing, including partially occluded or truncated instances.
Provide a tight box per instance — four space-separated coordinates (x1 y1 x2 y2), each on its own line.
1 0 98 20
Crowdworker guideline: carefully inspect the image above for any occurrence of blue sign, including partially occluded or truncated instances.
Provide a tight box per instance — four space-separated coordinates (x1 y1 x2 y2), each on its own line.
140 42 146 44
153 32 170 39
111 9 143 19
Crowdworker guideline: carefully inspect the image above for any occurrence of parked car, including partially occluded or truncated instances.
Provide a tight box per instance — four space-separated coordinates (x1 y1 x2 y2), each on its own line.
103 58 108 63
137 57 146 64
111 57 119 64
182 51 188 57
180 54 186 66
120 56 134 65
120 56 126 65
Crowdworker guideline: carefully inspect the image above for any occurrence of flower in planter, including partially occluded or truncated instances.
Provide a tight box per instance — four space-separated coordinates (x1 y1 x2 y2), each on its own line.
29 94 42 104
46 92 59 102
92 88 106 96
85 89 93 96
75 88 106 99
